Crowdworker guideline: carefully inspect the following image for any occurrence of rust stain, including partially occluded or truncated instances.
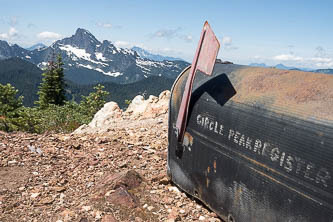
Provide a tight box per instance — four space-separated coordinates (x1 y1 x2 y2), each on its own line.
183 132 193 147
206 177 210 188
233 183 243 206
249 167 322 205
213 160 217 173
230 67 333 121
207 166 210 174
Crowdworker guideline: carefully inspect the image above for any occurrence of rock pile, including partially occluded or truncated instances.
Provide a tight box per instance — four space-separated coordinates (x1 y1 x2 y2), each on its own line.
0 91 222 222
74 90 171 135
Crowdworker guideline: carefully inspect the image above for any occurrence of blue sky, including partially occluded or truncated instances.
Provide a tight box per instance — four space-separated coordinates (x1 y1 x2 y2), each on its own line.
1 0 332 68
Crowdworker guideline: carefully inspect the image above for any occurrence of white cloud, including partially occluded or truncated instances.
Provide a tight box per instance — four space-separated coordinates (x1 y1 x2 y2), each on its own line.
273 54 303 61
114 41 132 48
309 57 332 63
315 62 333 68
270 53 333 68
311 57 333 68
97 22 112 28
181 35 193 43
0 27 18 40
222 36 232 46
37 31 62 40
9 27 18 36
221 36 238 50
0 33 8 39
152 27 181 39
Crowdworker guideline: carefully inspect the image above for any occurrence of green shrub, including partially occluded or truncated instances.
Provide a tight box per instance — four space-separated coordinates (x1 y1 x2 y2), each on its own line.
0 83 23 132
79 84 109 120
1 83 110 134
16 102 89 133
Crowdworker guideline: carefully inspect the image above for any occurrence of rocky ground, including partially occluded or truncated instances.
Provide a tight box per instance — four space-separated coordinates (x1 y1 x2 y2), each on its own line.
0 91 222 222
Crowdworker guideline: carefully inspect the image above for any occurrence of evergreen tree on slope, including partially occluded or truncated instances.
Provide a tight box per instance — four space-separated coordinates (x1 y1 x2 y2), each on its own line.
36 54 66 108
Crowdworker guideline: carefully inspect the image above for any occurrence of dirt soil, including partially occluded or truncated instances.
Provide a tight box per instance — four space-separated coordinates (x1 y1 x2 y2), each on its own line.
0 115 222 222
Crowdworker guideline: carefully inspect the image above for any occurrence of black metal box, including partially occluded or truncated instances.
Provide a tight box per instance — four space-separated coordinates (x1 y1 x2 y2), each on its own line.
168 63 333 222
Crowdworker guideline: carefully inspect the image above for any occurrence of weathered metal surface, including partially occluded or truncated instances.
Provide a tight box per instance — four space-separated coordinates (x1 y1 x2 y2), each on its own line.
168 64 333 222
175 21 220 143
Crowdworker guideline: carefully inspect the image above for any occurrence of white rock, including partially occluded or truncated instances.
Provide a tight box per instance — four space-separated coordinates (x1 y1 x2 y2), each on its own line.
82 205 91 211
199 216 205 220
30 193 40 198
168 186 180 193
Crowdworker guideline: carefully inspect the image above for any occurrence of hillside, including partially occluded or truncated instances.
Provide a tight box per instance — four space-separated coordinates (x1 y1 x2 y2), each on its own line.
0 58 43 106
0 58 175 108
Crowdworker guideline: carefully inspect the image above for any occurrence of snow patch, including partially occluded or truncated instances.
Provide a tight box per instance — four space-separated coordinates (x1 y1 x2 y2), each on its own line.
59 44 91 60
25 55 31 59
103 71 123 77
95 52 107 62
78 64 93 69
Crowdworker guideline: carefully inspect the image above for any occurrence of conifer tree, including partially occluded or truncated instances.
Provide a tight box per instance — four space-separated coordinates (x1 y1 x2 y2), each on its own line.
0 83 23 131
36 54 66 108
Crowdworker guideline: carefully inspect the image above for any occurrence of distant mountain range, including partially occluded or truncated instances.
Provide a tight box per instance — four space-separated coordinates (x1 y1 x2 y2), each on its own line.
26 43 47 51
0 57 175 108
131 46 184 62
0 28 189 84
249 63 333 73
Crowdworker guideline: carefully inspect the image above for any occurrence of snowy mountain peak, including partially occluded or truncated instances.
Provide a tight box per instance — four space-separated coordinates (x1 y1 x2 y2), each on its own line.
74 28 96 40
56 28 101 52
0 28 189 84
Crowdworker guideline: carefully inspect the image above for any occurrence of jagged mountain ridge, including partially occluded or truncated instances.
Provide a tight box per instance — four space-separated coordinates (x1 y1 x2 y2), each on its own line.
26 43 47 51
0 28 189 84
131 46 184 62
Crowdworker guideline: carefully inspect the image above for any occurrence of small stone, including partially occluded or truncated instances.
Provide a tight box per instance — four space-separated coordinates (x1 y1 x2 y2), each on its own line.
82 205 91 211
53 186 66 192
94 210 102 219
72 143 81 150
168 186 180 193
159 177 170 185
19 187 25 191
199 216 205 220
135 217 143 222
179 209 185 214
101 214 117 222
147 206 155 211
8 160 17 164
79 218 88 222
143 204 148 209
105 190 116 197
39 197 54 205
30 193 40 198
